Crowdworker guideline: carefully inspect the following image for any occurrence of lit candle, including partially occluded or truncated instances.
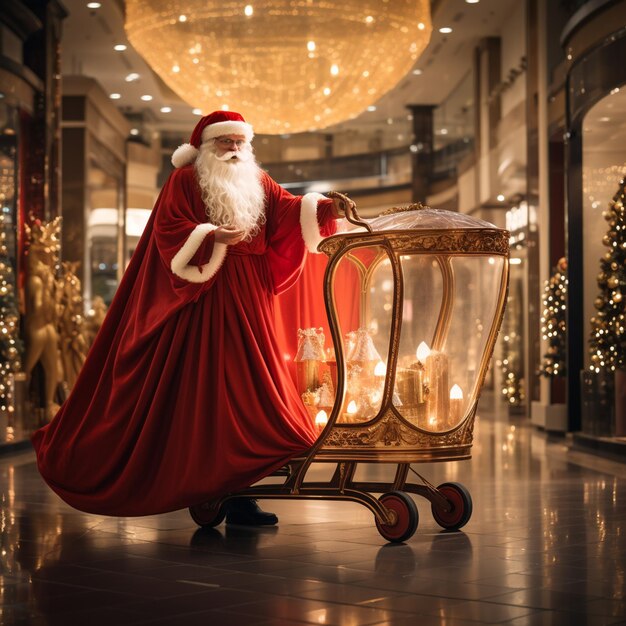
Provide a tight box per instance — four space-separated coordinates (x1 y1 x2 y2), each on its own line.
345 400 358 423
414 341 430 404
425 348 449 428
449 384 463 426
315 409 328 432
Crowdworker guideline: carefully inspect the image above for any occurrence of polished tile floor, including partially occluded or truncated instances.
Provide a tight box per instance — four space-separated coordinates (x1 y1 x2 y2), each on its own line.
2 400 626 625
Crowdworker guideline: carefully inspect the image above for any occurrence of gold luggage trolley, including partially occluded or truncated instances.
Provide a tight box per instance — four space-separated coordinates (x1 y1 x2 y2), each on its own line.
190 204 509 542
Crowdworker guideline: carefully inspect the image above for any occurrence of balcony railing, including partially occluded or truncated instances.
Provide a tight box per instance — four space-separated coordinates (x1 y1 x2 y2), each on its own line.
262 139 474 194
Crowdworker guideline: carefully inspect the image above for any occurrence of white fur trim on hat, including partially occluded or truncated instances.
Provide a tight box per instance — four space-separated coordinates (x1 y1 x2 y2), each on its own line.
300 192 327 253
201 121 254 143
170 223 227 283
171 143 199 168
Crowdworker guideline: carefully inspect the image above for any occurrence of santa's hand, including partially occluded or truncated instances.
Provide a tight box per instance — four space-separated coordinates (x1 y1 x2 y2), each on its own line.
214 226 245 245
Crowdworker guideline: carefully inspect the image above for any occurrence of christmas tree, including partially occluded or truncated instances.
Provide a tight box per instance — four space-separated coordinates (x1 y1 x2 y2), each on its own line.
539 257 567 377
0 213 23 413
589 178 626 374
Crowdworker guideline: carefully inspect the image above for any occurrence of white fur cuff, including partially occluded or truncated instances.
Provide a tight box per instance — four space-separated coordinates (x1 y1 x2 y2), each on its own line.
170 223 227 283
300 193 328 253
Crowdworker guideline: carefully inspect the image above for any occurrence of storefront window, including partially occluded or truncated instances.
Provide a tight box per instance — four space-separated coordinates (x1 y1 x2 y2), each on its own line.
581 89 626 435
0 98 23 444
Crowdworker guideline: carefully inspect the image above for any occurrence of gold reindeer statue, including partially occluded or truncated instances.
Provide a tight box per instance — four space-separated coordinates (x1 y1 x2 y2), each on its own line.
23 217 62 422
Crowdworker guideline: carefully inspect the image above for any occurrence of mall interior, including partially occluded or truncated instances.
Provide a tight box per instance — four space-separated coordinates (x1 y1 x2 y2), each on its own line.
1 0 626 624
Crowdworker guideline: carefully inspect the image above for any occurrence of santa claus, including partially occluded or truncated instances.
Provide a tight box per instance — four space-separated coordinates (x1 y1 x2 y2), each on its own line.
31 111 352 523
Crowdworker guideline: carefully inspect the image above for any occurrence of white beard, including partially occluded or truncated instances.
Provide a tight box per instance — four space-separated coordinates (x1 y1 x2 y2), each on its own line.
194 143 266 241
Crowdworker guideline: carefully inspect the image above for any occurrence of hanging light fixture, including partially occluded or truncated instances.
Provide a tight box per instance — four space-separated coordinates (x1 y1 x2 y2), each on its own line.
125 1 432 134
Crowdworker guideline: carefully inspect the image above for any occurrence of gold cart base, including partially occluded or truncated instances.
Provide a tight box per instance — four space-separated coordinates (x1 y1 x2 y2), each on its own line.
189 453 473 543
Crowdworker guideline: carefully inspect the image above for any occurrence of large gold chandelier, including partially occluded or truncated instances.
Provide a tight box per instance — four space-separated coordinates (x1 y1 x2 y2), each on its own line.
125 1 432 135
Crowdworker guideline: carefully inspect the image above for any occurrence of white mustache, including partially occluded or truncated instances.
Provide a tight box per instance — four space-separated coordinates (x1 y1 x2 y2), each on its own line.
214 149 252 162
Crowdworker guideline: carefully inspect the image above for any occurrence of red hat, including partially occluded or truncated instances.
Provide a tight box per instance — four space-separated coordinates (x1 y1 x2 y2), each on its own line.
171 110 254 168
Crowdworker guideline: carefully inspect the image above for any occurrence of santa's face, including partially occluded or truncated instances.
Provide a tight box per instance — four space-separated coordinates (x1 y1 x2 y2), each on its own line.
212 134 251 162
195 133 266 240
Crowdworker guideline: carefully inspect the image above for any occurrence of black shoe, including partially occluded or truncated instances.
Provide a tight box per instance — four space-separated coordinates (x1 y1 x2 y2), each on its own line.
225 498 278 526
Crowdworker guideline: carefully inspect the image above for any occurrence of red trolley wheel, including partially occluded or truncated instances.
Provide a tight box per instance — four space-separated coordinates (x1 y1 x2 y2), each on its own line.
189 501 226 528
431 482 473 530
375 491 419 543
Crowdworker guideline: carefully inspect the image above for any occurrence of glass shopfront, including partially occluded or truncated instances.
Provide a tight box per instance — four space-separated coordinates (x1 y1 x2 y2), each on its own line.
0 94 26 445
580 90 626 436
565 20 626 435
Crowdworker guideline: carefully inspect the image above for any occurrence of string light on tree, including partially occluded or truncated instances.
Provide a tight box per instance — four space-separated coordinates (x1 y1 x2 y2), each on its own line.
589 178 626 374
539 257 567 377
0 213 23 416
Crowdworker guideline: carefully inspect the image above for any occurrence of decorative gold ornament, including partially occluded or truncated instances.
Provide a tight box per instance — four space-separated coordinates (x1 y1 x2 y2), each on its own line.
594 297 605 310
607 276 619 289
125 0 432 134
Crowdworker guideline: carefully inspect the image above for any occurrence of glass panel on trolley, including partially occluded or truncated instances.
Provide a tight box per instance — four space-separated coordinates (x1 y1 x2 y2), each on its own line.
332 245 392 424
395 252 505 432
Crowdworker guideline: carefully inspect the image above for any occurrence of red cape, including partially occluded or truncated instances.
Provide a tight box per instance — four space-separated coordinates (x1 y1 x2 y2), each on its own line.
32 166 336 516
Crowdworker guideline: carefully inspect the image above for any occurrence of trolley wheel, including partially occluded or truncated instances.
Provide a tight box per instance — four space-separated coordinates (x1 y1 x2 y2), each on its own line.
189 501 226 528
431 482 473 530
375 491 419 543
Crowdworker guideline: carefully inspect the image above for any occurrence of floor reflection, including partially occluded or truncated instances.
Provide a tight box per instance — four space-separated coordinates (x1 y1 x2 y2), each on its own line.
1 410 626 625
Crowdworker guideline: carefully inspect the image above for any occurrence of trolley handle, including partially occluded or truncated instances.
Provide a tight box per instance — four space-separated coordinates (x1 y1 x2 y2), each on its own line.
327 191 373 233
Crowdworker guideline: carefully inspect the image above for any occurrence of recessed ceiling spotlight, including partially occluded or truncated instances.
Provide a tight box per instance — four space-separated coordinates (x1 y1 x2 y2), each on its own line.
367 105 377 112
440 128 448 135
466 0 480 4
160 106 172 113
412 69 422 75
417 22 425 30
130 128 139 136
114 44 127 51
610 87 620 95
125 73 140 82
192 108 203 115
140 95 153 101
599 116 611 122
439 27 453 34
497 194 505 202
86 2 101 8
178 14 187 22
109 93 121 100
244 5 253 16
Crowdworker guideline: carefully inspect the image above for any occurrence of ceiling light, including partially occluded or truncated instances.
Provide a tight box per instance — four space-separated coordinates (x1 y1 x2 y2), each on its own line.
125 73 140 82
140 94 153 101
109 93 121 99
244 5 253 16
367 106 377 112
130 128 140 136
125 0 432 134
86 2 101 8
412 69 422 75
178 14 187 22
440 128 448 135
497 194 505 202
330 64 339 76
600 117 611 122
466 0 480 3
160 106 172 113
192 108 203 115
610 87 620 95
114 44 127 51
439 27 453 34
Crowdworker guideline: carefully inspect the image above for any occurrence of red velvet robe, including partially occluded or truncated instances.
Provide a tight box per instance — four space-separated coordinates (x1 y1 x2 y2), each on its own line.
31 165 337 516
